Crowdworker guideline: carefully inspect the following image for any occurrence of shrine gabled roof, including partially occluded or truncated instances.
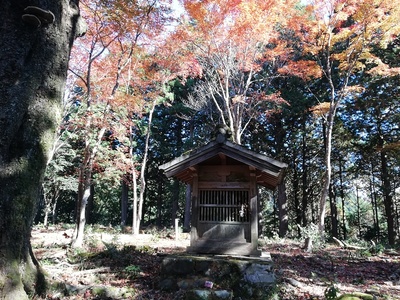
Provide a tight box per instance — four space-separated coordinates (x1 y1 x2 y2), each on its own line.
159 138 288 189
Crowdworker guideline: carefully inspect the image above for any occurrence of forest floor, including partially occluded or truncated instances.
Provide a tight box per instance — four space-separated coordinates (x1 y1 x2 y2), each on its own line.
31 225 400 299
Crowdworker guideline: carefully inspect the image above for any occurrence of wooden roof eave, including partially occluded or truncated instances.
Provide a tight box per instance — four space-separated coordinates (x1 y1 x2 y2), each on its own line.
159 140 288 188
159 141 220 171
223 141 287 169
219 145 284 178
160 146 222 178
256 171 281 189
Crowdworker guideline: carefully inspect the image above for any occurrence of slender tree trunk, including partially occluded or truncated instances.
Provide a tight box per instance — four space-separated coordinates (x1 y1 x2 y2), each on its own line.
293 157 301 236
301 122 309 228
319 120 327 235
338 157 347 240
278 182 288 237
273 190 278 231
52 195 59 224
171 119 183 225
356 186 362 238
318 103 338 238
369 176 378 238
86 185 94 224
156 177 163 227
0 1 83 298
132 162 139 234
396 206 399 239
43 192 57 227
44 209 49 227
183 120 194 232
72 165 92 247
329 184 338 238
318 161 331 236
317 27 349 239
142 184 148 224
370 161 380 241
380 149 395 245
121 179 129 226
271 114 288 238
311 200 317 224
72 126 105 247
42 188 54 227
171 179 180 226
341 194 346 240
133 99 157 234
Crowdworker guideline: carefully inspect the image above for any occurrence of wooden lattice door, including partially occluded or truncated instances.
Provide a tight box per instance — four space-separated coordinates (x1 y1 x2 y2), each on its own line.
197 189 250 241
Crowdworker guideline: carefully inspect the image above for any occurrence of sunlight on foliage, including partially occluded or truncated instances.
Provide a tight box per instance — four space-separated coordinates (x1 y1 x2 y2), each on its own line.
310 102 331 117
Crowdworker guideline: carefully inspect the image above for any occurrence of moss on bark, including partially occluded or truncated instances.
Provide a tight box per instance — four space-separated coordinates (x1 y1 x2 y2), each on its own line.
0 0 83 298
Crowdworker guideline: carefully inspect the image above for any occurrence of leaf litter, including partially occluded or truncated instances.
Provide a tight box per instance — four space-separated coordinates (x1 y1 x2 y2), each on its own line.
31 226 400 299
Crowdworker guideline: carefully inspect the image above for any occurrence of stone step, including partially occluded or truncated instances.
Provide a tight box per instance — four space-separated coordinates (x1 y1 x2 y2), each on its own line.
158 254 276 299
185 289 232 300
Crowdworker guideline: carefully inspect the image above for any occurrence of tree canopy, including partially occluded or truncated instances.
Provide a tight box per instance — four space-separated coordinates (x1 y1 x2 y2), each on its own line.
38 0 400 247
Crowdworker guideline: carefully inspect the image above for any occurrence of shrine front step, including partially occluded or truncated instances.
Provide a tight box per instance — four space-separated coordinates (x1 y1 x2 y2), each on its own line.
157 254 276 300
187 238 261 256
185 289 233 300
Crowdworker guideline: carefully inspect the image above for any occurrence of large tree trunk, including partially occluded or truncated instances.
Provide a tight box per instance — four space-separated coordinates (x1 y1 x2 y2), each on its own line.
0 1 84 299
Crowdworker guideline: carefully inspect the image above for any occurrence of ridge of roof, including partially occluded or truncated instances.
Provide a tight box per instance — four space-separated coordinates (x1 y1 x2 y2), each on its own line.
159 139 288 174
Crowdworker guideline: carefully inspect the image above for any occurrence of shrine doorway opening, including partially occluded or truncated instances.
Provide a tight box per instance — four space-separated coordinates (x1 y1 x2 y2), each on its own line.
198 189 250 242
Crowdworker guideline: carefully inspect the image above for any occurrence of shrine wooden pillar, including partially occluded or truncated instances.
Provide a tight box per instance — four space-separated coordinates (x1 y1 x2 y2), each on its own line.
250 169 259 255
190 169 198 245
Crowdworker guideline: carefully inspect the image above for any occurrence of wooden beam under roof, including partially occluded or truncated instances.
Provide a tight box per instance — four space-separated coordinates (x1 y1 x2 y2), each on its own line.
159 139 287 189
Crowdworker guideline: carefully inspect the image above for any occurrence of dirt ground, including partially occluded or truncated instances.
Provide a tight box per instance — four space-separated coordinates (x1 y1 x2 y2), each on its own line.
266 241 400 299
31 226 400 299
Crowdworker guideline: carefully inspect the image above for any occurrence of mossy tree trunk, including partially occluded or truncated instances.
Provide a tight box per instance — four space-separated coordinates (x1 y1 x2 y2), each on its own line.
0 1 84 298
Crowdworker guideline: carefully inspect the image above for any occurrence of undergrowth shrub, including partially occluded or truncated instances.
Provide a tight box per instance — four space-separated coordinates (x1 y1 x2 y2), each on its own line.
124 265 142 279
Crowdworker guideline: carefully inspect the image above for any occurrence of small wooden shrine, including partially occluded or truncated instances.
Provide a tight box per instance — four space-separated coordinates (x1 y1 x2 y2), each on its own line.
159 133 287 256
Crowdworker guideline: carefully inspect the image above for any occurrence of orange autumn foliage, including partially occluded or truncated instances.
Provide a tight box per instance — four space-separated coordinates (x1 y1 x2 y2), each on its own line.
295 0 400 236
298 0 400 78
164 0 304 143
310 102 331 117
279 60 323 81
